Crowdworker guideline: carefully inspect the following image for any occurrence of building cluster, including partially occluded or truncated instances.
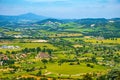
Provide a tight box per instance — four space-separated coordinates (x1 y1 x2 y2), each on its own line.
0 45 20 49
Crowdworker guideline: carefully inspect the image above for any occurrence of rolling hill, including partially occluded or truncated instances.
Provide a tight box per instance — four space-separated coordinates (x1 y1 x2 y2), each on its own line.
0 13 48 22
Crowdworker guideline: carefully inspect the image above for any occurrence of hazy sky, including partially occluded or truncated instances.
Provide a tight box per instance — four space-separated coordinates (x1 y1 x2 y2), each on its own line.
0 0 120 18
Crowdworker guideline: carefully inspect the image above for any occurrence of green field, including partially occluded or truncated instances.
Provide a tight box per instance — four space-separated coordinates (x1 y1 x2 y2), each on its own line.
0 42 58 53
46 63 107 75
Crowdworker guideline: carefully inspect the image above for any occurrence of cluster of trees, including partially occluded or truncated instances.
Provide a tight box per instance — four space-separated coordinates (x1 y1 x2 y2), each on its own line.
21 47 53 54
97 66 120 80
85 30 120 38
0 47 53 56
0 46 53 66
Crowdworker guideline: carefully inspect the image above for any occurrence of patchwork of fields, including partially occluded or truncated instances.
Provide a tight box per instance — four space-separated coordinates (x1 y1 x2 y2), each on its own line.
0 18 120 80
0 37 120 80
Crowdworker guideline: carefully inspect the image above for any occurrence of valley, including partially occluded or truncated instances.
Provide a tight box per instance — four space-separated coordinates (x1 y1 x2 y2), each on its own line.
0 15 120 80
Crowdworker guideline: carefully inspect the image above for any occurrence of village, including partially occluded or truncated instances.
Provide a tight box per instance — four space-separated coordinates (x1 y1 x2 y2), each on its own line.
0 45 20 49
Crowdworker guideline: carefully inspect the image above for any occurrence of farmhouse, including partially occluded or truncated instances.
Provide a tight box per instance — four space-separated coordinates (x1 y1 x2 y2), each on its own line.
0 54 9 66
36 52 50 59
32 40 47 42
0 54 9 61
20 54 27 58
14 35 22 38
3 56 9 60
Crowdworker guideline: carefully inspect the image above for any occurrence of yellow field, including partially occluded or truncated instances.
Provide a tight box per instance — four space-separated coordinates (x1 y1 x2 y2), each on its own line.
4 31 21 35
84 38 120 44
49 33 83 37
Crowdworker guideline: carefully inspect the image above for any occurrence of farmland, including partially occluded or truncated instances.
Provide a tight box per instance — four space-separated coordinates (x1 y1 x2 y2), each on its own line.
0 18 120 80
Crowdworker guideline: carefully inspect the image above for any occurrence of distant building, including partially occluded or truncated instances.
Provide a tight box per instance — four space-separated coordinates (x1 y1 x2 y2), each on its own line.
36 52 50 59
0 45 20 49
3 56 9 60
0 54 9 61
14 35 22 38
32 40 47 42
20 54 27 58
109 20 114 23
90 24 95 27
1 45 8 49
0 61 3 66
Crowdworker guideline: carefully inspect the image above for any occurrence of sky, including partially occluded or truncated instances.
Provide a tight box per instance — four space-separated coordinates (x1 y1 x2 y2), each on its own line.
0 0 120 19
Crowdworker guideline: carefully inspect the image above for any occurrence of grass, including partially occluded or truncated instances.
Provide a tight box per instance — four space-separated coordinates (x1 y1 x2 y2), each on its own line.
0 56 110 79
46 63 107 75
4 31 21 35
49 33 83 37
82 53 95 57
0 37 118 79
13 59 108 76
54 53 75 59
65 28 94 32
0 28 4 32
0 42 58 53
39 30 83 37
84 38 120 44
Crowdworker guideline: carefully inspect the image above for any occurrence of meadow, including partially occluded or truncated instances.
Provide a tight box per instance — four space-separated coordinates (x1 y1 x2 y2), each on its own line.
0 21 120 80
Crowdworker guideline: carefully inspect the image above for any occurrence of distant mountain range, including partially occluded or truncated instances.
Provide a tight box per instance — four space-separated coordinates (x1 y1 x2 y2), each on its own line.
0 13 120 22
0 13 120 28
0 13 48 22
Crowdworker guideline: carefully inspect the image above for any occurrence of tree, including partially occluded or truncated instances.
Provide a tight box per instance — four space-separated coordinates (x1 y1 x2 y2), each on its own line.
52 77 57 80
97 75 106 80
40 77 48 80
91 57 97 63
6 51 10 55
42 48 46 52
0 52 3 54
47 49 52 56
107 67 120 80
22 48 29 53
41 59 48 65
82 73 92 80
58 59 66 66
36 47 41 53
11 51 16 54
18 77 36 80
36 70 42 76
29 48 36 52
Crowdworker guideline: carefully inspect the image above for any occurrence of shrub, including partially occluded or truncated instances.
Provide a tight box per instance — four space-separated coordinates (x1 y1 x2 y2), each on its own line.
69 62 75 65
86 64 91 67
40 77 48 80
86 63 94 68
36 70 42 76
107 67 120 80
82 73 92 80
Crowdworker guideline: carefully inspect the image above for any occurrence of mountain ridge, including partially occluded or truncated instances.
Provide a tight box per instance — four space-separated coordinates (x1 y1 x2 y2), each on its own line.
0 13 48 22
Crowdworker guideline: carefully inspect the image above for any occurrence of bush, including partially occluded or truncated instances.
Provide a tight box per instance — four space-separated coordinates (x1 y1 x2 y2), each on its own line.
90 65 94 68
40 77 48 80
86 64 94 68
82 73 92 80
107 67 120 80
97 75 106 80
52 77 57 80
86 64 91 67
69 62 75 65
77 62 80 65
18 77 36 80
36 70 42 76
